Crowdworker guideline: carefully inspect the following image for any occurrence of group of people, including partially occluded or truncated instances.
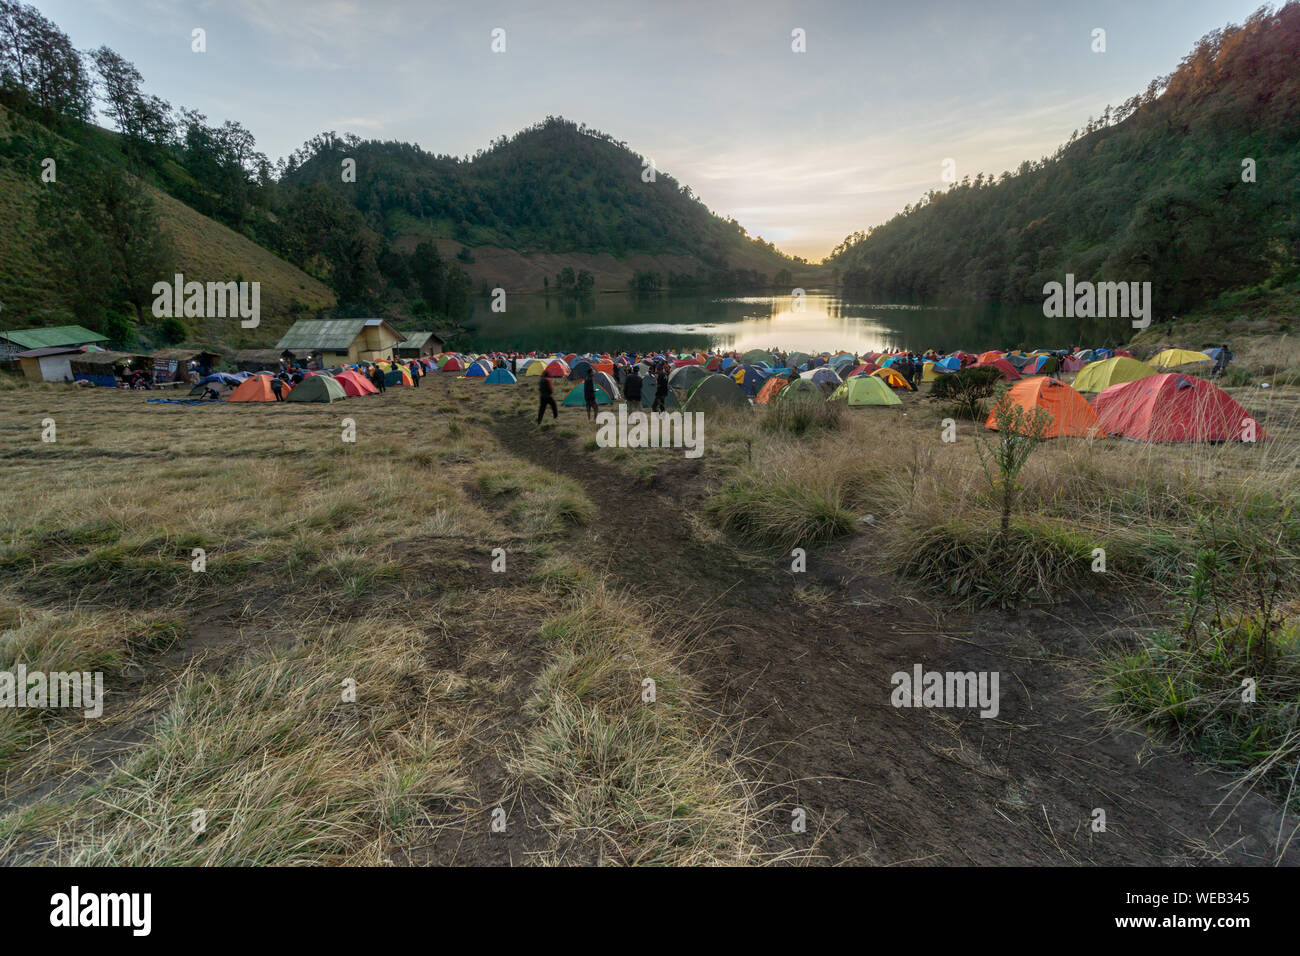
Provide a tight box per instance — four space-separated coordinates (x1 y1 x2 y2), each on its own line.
535 359 672 425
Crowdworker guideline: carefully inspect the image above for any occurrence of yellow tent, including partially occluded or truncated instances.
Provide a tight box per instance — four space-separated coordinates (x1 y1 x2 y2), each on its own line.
1072 356 1156 393
1148 348 1212 370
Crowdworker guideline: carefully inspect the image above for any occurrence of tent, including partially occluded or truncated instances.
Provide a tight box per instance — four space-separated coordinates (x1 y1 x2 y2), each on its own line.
972 358 1022 382
484 367 518 384
1093 373 1267 442
385 365 413 387
732 364 770 397
872 367 915 390
776 378 831 403
1071 356 1156 394
986 377 1105 438
669 364 711 392
683 373 749 410
591 370 621 400
977 350 1004 364
1148 348 1213 370
228 374 288 403
640 381 680 408
464 361 491 378
562 383 613 406
440 356 466 372
568 361 593 380
847 362 879 377
334 369 378 396
754 376 789 405
829 375 902 406
800 366 843 389
543 359 571 377
741 348 775 365
285 374 347 403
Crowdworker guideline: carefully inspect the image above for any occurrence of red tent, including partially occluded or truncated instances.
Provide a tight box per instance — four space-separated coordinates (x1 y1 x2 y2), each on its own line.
847 362 879 377
334 370 378 396
441 356 465 371
542 359 570 377
972 358 1022 382
1093 373 1268 442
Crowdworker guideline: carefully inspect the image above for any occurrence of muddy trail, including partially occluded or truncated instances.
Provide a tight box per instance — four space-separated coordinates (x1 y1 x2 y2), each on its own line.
497 412 1299 866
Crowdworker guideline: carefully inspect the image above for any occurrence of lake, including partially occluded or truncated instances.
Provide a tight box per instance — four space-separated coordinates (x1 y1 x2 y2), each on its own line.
462 292 1136 355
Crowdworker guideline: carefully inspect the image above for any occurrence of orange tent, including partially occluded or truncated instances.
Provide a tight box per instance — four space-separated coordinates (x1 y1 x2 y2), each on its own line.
986 377 1105 438
228 374 287 403
872 367 914 390
978 350 1004 364
755 376 789 405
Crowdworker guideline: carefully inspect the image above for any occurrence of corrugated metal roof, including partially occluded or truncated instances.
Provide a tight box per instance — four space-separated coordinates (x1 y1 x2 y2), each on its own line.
275 319 372 351
397 331 441 349
17 346 87 358
0 325 109 349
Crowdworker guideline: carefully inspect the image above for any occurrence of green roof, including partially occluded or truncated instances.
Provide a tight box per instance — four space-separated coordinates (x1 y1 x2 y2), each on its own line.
1 325 109 350
275 319 371 351
396 331 443 350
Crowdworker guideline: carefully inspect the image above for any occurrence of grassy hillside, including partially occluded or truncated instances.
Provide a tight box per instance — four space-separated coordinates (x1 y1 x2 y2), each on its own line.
829 3 1300 319
0 104 334 350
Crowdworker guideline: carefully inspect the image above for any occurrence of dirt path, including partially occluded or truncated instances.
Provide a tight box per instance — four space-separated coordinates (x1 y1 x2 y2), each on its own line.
496 410 1299 866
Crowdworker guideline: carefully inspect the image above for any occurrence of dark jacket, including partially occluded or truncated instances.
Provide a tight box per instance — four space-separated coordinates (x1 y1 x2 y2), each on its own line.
539 376 553 397
625 373 643 400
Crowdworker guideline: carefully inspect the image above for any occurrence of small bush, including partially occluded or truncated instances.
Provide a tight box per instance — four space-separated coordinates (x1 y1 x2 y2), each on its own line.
760 397 843 436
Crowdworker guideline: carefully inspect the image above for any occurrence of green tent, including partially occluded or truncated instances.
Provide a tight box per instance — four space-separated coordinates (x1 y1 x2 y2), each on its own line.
682 373 749 410
668 364 710 393
741 348 775 365
562 384 613 406
285 374 347 403
829 375 902 406
776 378 829 403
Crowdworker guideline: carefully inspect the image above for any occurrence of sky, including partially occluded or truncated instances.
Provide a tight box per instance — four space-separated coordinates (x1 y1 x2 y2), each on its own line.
34 0 1268 260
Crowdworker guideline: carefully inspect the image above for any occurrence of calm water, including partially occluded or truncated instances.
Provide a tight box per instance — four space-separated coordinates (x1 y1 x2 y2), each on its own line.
462 292 1133 355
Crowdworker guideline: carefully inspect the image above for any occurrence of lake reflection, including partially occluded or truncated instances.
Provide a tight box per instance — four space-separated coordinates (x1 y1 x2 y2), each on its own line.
463 292 1134 354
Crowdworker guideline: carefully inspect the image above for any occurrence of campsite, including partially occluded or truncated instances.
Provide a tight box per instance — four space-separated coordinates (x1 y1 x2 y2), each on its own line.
0 0 1299 911
1 335 1298 870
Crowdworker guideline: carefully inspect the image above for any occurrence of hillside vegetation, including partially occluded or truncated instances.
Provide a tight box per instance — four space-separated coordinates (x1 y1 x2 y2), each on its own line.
829 3 1300 320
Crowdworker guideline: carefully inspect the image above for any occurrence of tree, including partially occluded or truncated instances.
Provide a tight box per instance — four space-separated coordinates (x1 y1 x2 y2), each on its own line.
38 155 175 324
975 397 1052 534
0 1 91 119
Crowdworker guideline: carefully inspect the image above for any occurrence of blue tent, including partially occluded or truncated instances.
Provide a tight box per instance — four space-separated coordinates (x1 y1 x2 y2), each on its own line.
937 355 961 371
485 368 517 384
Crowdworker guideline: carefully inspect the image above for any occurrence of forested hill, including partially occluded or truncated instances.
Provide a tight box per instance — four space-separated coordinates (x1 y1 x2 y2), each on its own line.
280 116 799 282
829 2 1300 316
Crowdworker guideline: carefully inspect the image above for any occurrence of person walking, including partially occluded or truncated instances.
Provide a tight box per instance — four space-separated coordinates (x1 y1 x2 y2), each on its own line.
537 373 558 425
270 375 284 401
1213 343 1233 377
410 361 420 387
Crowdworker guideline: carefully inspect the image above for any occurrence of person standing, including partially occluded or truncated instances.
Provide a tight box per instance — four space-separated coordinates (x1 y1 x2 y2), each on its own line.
583 369 599 422
270 375 284 401
537 373 558 424
653 367 669 413
625 367 643 407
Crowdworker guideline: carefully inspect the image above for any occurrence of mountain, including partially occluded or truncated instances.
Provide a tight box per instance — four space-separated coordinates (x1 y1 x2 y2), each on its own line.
828 2 1300 318
279 116 808 292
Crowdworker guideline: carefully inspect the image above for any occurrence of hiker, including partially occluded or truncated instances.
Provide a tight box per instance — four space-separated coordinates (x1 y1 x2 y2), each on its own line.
653 367 669 413
625 367 643 407
270 376 285 401
583 369 599 422
372 364 386 393
1213 343 1233 377
536 373 558 424
410 361 420 387
1041 353 1061 380
204 386 220 401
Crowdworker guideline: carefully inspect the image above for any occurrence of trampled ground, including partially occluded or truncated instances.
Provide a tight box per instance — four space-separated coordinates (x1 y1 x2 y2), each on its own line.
0 371 1295 865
